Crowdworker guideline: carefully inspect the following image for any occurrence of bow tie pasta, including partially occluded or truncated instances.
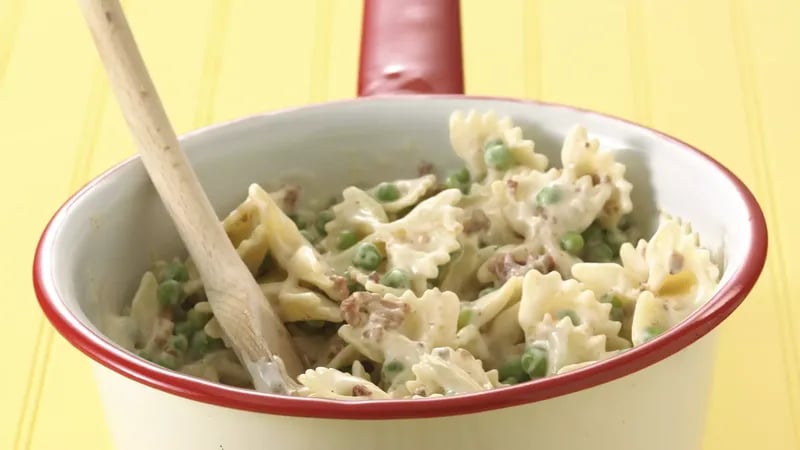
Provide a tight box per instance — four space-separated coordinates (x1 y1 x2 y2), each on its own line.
108 109 721 398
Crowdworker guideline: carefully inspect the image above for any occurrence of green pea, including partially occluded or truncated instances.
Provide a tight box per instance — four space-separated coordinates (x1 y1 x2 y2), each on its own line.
159 261 189 282
376 183 401 202
289 213 307 229
600 293 625 322
347 279 365 294
604 228 628 255
315 210 335 236
443 174 468 193
173 320 194 338
643 325 665 343
502 377 520 385
483 138 504 150
380 268 410 290
259 252 272 274
457 308 474 329
536 185 561 206
478 286 496 297
383 360 404 373
520 345 548 378
498 357 530 382
584 242 614 262
337 230 359 250
157 280 183 308
560 232 585 255
451 167 470 183
186 308 212 330
353 242 383 270
484 143 515 170
155 352 177 370
556 309 581 325
167 334 189 353
189 331 209 358
582 223 605 245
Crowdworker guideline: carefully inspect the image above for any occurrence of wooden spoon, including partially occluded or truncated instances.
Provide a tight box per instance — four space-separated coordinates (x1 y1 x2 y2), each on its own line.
77 0 305 390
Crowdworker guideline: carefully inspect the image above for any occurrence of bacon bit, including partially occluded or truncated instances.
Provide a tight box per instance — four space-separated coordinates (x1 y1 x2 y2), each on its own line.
463 209 490 234
506 178 519 195
669 252 685 274
342 292 408 338
352 385 371 397
341 292 377 327
330 275 350 300
282 185 300 212
489 251 557 282
541 253 556 272
417 160 435 176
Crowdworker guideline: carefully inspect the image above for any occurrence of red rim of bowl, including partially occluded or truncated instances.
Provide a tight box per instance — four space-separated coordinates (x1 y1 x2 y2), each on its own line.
33 95 768 420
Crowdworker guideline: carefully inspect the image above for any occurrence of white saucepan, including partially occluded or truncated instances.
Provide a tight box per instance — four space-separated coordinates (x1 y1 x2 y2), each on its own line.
34 1 767 449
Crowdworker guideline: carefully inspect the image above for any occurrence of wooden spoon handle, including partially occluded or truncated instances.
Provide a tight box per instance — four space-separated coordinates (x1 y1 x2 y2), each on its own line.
77 0 304 377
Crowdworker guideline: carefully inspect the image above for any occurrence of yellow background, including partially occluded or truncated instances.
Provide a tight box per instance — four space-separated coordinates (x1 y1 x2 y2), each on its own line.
1 0 798 448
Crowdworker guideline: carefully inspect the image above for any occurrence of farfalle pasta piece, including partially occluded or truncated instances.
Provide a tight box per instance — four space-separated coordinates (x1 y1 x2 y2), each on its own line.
401 288 461 350
482 302 524 366
571 241 648 301
629 288 700 347
128 272 162 346
560 125 633 228
498 168 560 237
460 180 523 246
277 281 343 322
459 276 523 329
337 291 412 362
351 360 371 381
438 236 491 301
249 184 347 301
573 214 720 326
644 214 720 307
519 270 629 350
322 187 388 252
297 367 390 400
373 189 464 292
504 168 611 240
337 288 459 365
455 324 491 362
367 174 437 214
531 315 608 375
405 347 501 397
220 186 273 274
449 110 548 180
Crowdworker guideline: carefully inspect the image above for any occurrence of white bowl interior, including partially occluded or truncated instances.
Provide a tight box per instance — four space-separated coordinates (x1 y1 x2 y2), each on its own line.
43 97 751 351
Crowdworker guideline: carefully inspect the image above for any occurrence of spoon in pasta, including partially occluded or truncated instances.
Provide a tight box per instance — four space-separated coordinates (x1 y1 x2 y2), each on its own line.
77 0 305 391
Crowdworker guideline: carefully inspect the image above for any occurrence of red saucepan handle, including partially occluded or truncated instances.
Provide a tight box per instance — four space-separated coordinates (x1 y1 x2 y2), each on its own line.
358 0 464 96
